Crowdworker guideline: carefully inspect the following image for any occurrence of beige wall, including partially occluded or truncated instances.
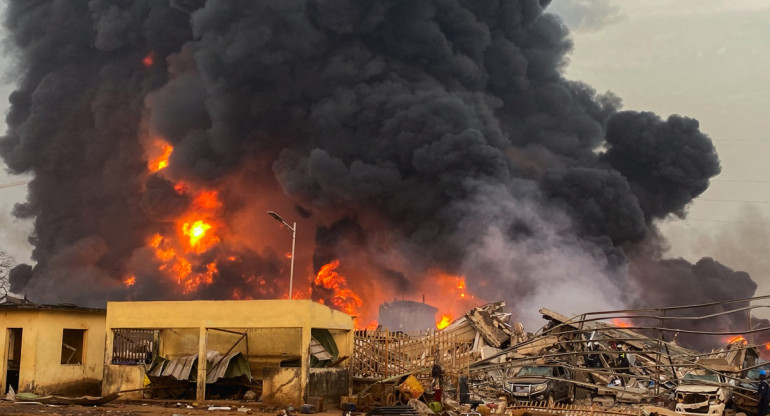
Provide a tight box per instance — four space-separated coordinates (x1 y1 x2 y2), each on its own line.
0 309 105 396
105 300 353 329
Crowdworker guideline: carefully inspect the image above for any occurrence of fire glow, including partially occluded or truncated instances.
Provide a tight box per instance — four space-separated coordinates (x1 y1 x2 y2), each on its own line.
313 260 362 315
123 275 136 288
135 139 226 294
182 220 213 249
136 137 484 326
612 318 632 328
424 272 483 330
437 314 453 330
148 232 218 294
147 140 172 172
142 51 154 67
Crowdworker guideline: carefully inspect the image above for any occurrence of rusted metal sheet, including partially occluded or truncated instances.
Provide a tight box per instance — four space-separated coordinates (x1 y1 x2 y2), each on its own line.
206 351 251 383
160 353 198 380
151 351 251 383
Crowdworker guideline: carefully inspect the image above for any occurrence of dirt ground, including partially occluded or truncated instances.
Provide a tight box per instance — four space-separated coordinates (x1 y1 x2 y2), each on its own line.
0 400 344 416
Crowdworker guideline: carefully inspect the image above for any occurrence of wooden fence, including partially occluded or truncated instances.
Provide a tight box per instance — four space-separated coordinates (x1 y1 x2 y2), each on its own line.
352 329 473 381
507 401 639 416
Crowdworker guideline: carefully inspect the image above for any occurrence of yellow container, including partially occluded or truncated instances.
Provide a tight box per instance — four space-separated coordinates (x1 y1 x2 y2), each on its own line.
398 375 425 399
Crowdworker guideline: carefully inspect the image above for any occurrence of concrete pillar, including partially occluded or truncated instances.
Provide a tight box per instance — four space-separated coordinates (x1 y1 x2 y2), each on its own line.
197 327 208 403
300 326 311 406
347 329 354 396
0 328 7 394
101 328 114 396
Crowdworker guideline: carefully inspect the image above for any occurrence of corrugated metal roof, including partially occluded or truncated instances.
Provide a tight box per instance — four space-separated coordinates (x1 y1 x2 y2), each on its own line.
207 352 251 383
151 351 252 383
161 354 198 380
310 338 333 360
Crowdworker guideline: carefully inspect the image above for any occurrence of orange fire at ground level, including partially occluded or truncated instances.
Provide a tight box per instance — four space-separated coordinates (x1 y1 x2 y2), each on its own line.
424 272 483 331
612 318 631 328
437 314 453 330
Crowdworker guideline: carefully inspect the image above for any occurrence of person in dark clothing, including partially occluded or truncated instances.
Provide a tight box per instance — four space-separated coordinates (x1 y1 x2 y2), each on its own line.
758 370 770 416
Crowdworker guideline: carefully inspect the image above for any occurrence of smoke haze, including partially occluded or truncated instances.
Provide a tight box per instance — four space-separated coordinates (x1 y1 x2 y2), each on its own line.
0 0 749 349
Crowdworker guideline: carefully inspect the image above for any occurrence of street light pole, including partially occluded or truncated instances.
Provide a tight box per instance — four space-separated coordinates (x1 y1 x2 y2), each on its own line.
267 211 296 299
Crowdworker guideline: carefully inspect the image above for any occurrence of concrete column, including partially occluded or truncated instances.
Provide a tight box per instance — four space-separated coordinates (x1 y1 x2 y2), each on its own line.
197 327 208 403
347 329 354 396
101 328 114 396
0 328 7 394
300 326 311 406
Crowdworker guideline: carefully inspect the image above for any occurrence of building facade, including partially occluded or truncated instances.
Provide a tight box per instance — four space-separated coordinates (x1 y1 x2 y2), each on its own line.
0 303 106 396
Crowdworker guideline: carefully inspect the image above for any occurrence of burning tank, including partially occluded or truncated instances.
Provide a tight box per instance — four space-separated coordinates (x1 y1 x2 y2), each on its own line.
378 298 439 331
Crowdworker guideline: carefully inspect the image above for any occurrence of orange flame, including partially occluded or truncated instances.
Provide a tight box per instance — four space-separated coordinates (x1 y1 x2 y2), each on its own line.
612 318 631 328
173 182 187 194
437 314 453 330
765 343 770 350
356 321 378 331
417 271 482 329
193 191 222 210
183 220 211 247
148 141 173 172
314 260 364 321
727 335 747 344
142 52 154 67
123 275 136 288
145 233 218 294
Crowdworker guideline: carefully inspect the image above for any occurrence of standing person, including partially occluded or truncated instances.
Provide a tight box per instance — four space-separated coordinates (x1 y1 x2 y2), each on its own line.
758 370 770 416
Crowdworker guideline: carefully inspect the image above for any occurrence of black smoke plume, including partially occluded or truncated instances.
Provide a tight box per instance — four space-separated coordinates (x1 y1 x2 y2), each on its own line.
0 0 748 347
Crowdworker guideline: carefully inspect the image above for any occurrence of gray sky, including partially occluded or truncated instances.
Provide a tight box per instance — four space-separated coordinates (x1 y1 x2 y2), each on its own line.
0 9 31 265
1 0 769 295
551 0 770 297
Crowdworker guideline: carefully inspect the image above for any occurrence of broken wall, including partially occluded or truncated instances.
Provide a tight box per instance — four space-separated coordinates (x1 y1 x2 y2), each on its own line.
245 328 302 378
309 368 349 404
262 367 301 406
103 300 354 401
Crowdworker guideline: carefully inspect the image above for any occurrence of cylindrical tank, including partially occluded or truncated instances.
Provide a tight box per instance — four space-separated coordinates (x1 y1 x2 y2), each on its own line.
378 299 438 331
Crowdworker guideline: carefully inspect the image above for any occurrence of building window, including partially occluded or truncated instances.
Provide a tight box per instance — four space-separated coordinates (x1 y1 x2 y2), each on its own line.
111 329 157 365
61 329 86 364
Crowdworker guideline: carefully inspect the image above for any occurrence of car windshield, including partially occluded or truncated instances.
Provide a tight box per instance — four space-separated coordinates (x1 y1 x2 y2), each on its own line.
748 368 770 380
516 366 553 377
683 373 720 383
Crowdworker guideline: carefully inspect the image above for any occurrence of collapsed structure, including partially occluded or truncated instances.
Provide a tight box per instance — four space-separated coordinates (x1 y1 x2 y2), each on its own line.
103 300 354 404
347 298 770 416
2 294 770 416
1 297 354 406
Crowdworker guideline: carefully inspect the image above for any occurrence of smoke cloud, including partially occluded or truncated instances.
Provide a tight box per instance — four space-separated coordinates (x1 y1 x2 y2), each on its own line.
0 0 748 346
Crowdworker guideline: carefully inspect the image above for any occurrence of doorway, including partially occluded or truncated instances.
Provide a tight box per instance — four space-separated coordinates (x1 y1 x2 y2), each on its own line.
6 328 22 394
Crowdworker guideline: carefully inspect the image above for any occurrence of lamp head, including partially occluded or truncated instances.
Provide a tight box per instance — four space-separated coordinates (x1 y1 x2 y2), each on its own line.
267 211 284 222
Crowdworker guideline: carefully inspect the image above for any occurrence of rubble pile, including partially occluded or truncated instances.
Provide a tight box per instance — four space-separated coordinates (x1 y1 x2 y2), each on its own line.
352 297 770 416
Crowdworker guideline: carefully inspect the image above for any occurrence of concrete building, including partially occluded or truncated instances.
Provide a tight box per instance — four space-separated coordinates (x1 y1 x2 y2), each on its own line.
0 301 106 396
102 300 354 405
